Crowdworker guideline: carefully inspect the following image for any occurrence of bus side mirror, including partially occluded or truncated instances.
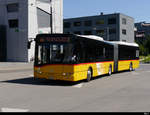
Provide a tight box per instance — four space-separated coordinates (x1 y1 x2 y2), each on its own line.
28 38 35 49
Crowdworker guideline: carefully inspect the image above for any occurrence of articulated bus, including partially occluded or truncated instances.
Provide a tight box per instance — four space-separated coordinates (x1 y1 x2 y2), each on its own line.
34 34 139 82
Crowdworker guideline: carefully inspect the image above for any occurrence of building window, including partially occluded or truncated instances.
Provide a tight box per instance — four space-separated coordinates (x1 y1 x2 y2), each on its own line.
37 8 50 28
8 19 18 28
109 28 116 34
74 31 81 35
7 3 19 13
122 29 127 35
84 31 92 35
96 19 104 25
96 30 104 36
122 18 127 25
108 18 116 25
74 21 81 27
84 20 92 26
64 22 71 28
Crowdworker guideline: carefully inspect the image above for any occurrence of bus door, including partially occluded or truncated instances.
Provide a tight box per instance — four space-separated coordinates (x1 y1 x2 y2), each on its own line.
36 43 65 74
114 44 118 72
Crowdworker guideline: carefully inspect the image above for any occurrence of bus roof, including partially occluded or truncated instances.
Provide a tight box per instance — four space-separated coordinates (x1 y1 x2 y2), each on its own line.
36 34 138 47
77 34 139 47
76 35 104 41
110 41 139 47
76 34 139 47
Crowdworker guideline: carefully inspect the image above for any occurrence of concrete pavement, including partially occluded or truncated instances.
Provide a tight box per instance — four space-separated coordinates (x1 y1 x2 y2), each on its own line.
0 63 150 112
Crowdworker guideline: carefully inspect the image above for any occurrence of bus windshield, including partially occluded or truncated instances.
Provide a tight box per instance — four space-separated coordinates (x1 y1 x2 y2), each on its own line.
35 43 77 65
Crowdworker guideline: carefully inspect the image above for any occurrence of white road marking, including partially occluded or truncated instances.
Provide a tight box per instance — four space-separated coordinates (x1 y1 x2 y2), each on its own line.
1 108 29 112
73 83 83 88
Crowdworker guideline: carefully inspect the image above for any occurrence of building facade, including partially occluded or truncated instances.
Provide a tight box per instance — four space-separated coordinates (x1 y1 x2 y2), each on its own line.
0 0 63 62
135 22 150 44
64 13 135 43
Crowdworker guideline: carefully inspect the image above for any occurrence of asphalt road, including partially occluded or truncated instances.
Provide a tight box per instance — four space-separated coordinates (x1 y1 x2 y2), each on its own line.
0 63 150 112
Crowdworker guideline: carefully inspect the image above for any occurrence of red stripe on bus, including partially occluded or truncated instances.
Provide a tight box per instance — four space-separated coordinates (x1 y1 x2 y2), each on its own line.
73 61 114 66
118 59 139 62
35 61 114 67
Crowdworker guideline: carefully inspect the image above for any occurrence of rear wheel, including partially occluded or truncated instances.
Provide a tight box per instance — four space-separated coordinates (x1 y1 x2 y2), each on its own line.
86 68 92 82
129 63 133 71
108 65 112 76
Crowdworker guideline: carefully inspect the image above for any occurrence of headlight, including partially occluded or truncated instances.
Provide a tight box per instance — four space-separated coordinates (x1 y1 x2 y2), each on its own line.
62 73 72 76
35 70 42 74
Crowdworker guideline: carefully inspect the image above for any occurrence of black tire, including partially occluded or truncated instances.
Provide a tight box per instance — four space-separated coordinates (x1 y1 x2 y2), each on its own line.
129 63 133 71
86 68 92 82
108 65 112 76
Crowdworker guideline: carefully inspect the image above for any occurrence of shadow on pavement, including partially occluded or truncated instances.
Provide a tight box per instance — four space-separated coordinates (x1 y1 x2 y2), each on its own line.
1 77 82 87
0 70 132 87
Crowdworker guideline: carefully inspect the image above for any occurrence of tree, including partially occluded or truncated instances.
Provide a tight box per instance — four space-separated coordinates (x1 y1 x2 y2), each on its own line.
135 35 150 56
139 44 148 56
144 35 150 54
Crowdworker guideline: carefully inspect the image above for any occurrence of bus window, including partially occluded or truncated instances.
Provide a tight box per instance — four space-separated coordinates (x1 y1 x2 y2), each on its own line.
36 43 75 65
72 45 80 63
70 40 84 63
136 50 139 58
105 46 114 61
37 43 50 64
38 45 42 64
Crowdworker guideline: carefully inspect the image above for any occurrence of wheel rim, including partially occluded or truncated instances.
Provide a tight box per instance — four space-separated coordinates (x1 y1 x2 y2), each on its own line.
87 69 92 82
130 64 133 71
108 66 112 76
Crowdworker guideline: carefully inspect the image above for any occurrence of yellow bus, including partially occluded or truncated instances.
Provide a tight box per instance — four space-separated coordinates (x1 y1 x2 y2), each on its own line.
34 34 139 82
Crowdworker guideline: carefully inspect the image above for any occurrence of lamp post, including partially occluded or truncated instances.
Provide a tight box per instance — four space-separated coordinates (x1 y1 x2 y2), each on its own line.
50 0 53 34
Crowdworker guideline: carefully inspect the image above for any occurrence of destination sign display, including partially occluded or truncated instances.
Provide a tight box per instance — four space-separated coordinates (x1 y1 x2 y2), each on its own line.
39 37 70 43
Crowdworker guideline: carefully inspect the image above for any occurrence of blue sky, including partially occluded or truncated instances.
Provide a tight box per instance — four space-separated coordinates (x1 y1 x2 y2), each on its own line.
63 0 150 23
